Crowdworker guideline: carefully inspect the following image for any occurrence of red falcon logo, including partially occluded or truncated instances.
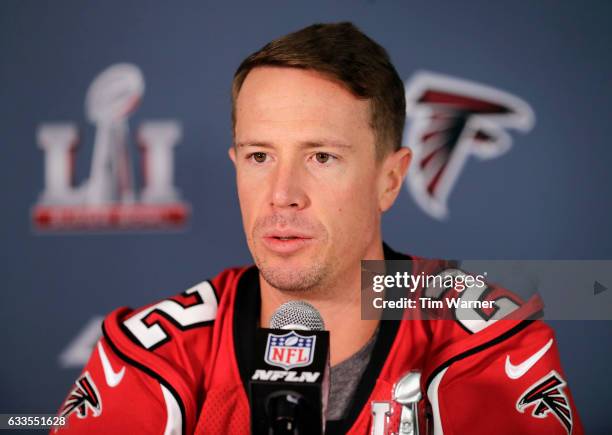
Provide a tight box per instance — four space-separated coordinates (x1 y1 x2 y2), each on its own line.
61 372 102 420
404 72 534 220
516 370 573 434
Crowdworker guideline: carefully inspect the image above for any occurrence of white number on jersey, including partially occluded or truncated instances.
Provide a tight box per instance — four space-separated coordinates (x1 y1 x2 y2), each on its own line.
124 281 218 349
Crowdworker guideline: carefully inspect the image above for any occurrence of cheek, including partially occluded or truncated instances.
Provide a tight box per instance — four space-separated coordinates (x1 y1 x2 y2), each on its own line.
237 179 261 226
320 179 378 237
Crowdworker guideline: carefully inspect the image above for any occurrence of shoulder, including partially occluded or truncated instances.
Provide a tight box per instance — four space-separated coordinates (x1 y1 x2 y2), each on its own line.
100 265 251 393
104 266 248 349
387 244 546 352
392 252 578 432
386 243 542 334
55 266 253 435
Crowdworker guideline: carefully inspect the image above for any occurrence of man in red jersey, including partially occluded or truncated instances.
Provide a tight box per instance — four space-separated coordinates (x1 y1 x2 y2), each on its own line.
55 22 582 434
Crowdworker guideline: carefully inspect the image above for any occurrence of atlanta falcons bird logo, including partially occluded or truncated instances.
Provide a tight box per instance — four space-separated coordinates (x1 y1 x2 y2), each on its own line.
516 370 573 434
403 72 535 220
61 372 102 419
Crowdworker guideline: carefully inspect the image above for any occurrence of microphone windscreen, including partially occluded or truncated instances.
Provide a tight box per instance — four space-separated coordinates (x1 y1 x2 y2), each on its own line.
269 300 325 331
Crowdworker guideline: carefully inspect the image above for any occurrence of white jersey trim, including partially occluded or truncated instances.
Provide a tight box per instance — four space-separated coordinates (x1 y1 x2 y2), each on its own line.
427 367 449 435
161 383 183 435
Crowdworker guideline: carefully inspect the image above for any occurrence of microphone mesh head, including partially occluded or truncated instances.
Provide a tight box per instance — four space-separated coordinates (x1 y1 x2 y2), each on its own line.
269 301 325 331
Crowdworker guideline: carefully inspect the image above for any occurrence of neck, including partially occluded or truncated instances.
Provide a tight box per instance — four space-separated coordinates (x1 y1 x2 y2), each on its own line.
259 239 385 366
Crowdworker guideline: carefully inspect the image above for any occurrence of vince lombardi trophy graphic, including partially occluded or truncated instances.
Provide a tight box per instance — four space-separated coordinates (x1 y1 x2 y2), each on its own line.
84 63 143 204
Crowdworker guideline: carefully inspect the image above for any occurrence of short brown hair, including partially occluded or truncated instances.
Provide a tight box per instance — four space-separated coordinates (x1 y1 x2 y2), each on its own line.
231 22 406 159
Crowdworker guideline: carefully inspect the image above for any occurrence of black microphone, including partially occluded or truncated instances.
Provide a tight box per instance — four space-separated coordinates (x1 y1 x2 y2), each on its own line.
249 301 330 435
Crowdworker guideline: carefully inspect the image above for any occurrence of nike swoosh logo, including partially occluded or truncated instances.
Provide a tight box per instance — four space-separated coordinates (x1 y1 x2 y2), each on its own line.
97 341 125 387
505 338 553 380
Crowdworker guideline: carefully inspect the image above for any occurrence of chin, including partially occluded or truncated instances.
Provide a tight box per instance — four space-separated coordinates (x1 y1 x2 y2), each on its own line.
257 257 329 292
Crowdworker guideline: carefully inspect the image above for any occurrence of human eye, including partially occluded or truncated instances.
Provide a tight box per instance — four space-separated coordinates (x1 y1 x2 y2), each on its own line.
247 151 268 163
311 152 337 165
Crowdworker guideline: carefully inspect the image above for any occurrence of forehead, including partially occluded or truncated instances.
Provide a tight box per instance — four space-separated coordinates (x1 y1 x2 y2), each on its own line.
234 67 373 146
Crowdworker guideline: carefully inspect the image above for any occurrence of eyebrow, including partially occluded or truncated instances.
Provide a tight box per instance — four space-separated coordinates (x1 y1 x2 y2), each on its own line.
235 139 353 150
302 140 353 150
235 141 272 149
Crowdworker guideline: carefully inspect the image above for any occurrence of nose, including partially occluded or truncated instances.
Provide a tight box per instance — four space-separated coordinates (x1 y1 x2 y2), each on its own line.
270 158 309 210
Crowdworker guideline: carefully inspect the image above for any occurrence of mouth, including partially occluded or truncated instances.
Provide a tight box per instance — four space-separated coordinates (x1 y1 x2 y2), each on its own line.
261 233 314 255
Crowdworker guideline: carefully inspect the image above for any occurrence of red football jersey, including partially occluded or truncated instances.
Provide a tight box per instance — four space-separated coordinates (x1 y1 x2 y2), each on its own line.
54 247 583 434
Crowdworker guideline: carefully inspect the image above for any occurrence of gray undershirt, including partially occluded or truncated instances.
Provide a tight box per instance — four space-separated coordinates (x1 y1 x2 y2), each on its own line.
327 327 379 421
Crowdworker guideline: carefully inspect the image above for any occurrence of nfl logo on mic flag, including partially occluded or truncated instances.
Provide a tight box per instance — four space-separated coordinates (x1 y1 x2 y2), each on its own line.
265 331 316 370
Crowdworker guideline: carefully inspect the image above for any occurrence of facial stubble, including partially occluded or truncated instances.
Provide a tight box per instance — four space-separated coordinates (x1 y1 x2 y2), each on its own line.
250 216 334 293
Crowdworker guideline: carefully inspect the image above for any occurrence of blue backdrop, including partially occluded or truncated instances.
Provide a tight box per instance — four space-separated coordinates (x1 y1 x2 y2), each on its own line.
1 1 610 433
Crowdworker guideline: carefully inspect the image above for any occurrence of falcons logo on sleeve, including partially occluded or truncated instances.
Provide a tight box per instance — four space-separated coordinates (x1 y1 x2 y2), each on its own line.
403 72 535 220
516 370 573 434
61 372 102 419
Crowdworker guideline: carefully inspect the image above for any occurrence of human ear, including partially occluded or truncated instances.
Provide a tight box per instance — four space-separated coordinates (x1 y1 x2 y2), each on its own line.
378 147 411 212
228 146 237 166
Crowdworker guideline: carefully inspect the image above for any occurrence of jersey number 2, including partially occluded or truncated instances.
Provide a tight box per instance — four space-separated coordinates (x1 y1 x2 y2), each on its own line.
123 281 218 349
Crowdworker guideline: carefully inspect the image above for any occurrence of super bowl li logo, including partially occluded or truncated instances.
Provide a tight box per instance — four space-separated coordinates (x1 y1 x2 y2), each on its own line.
32 63 189 231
